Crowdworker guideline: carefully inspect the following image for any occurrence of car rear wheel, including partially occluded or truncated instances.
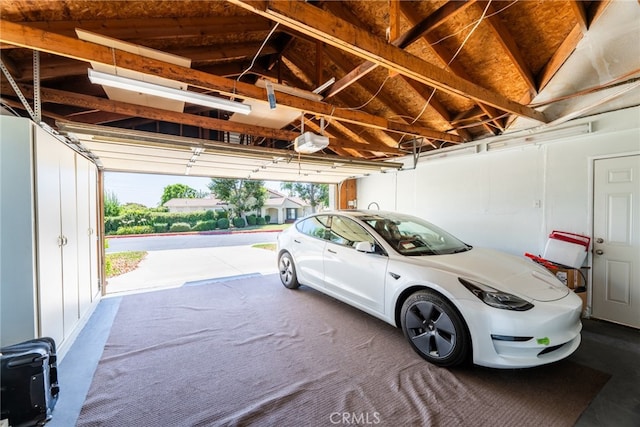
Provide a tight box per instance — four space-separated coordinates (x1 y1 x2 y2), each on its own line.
400 290 470 367
278 252 300 289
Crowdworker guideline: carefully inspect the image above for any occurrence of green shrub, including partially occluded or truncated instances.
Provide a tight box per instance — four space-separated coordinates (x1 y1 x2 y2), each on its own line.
169 222 191 232
233 217 246 228
264 215 271 223
105 215 124 234
105 257 112 276
217 218 230 229
204 209 216 221
256 216 266 225
153 223 168 233
104 239 113 276
246 214 257 226
216 210 228 219
192 220 217 231
115 225 155 235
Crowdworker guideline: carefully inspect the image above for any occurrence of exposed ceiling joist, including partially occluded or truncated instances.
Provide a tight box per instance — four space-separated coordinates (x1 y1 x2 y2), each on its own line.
0 19 462 145
228 0 548 124
324 0 474 98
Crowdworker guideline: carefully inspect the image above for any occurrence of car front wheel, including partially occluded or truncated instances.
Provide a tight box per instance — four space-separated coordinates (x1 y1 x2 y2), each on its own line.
278 252 300 289
400 290 470 367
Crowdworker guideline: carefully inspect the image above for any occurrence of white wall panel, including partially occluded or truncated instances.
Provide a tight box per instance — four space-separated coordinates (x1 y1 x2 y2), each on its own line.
357 106 640 257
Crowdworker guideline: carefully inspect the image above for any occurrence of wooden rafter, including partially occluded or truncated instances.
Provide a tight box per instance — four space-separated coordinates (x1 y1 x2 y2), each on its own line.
324 0 475 98
397 2 503 134
0 19 462 145
480 1 537 96
570 1 589 34
228 0 547 123
172 42 278 67
0 16 273 49
2 82 305 142
538 1 611 93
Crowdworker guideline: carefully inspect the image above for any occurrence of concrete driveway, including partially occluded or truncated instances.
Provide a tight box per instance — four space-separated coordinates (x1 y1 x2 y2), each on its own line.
106 245 278 294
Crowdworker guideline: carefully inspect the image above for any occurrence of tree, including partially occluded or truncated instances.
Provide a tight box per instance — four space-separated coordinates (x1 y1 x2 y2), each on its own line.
281 182 329 212
160 183 198 206
208 178 267 218
104 190 121 216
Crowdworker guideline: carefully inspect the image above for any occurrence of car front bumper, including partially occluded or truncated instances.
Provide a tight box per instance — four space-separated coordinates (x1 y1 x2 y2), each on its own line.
461 292 583 368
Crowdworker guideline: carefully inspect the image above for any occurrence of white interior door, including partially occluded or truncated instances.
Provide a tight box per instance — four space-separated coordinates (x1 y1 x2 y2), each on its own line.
592 155 640 328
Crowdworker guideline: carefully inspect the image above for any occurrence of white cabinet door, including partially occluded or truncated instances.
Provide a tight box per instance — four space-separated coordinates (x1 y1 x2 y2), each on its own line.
88 164 100 300
76 155 93 318
59 148 79 340
34 132 64 345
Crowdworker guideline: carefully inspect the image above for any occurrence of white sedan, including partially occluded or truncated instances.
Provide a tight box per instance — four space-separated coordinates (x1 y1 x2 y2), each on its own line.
276 210 582 369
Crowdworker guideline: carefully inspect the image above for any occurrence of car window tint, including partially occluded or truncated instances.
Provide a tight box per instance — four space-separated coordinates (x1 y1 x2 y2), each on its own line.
296 215 330 240
329 216 374 248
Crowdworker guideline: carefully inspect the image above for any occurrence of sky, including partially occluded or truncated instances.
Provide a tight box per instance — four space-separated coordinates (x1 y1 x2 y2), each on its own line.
104 172 282 207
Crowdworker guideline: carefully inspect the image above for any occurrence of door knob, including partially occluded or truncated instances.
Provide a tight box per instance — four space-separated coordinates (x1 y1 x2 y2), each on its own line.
595 249 604 255
596 238 604 244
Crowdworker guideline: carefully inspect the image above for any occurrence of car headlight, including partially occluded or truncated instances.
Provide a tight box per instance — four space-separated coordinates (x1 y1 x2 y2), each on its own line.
459 278 534 311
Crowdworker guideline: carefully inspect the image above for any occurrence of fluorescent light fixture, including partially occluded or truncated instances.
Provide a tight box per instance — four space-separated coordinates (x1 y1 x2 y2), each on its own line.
486 123 591 151
88 69 251 115
420 145 479 161
294 131 330 154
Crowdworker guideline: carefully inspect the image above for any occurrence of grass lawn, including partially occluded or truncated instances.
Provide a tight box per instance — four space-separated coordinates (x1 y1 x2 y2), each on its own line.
252 243 276 251
106 251 147 278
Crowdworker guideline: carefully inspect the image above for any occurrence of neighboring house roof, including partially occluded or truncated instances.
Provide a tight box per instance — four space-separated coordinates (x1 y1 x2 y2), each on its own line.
163 197 227 208
164 190 309 209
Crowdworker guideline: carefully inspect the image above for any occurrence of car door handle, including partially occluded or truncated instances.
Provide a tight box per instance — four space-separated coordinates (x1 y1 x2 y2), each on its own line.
327 248 337 254
294 239 301 244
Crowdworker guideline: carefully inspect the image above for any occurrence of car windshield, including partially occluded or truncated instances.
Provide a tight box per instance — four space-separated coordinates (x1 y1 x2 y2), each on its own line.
361 213 471 256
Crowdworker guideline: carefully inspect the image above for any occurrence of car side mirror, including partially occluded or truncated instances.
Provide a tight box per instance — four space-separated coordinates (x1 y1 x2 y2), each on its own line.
355 241 375 253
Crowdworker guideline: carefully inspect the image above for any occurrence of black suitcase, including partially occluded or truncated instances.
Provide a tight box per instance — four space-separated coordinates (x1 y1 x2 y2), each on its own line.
0 337 59 427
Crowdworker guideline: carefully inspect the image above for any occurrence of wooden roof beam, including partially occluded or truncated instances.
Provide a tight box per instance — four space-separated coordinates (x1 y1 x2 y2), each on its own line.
1 16 273 45
480 1 537 96
2 82 307 142
228 0 547 124
0 20 461 144
538 1 611 92
324 0 475 98
399 77 473 142
169 42 278 67
398 2 503 134
570 1 589 34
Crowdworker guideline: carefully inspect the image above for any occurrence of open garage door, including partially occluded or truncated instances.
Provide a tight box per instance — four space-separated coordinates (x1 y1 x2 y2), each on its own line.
57 121 403 184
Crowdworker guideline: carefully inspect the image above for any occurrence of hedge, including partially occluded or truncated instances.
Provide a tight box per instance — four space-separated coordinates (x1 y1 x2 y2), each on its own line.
153 223 168 233
192 220 217 231
256 216 266 225
115 225 155 235
233 217 246 228
169 222 191 232
105 209 223 234
246 214 257 226
217 218 230 229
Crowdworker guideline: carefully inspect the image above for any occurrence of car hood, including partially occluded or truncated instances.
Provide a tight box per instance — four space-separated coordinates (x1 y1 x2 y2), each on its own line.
406 247 570 302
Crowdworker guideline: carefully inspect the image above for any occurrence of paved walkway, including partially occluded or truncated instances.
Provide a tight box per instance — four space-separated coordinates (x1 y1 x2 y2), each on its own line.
106 245 278 295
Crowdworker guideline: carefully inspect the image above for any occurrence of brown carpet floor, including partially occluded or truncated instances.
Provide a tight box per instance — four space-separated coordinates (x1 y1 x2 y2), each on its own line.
77 274 609 426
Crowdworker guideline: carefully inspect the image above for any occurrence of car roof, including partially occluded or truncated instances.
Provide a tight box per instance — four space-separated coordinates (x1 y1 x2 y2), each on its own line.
311 210 397 219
